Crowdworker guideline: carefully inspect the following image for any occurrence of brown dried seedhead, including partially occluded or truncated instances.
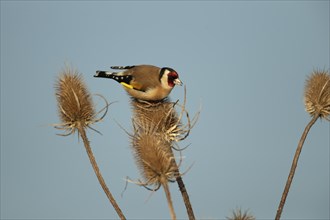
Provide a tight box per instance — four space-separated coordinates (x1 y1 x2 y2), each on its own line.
54 67 108 135
131 99 180 134
227 208 256 220
130 120 178 191
127 86 199 188
130 87 200 144
304 70 330 120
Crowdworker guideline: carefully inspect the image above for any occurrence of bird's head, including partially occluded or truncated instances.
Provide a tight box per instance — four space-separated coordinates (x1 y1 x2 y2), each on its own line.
160 67 183 89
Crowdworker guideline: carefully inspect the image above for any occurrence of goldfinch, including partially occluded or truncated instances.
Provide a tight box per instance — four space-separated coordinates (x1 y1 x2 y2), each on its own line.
94 65 182 101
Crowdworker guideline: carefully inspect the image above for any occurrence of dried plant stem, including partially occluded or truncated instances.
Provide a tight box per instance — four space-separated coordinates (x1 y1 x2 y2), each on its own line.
171 157 195 220
176 174 195 220
161 179 177 220
77 124 126 220
275 113 319 220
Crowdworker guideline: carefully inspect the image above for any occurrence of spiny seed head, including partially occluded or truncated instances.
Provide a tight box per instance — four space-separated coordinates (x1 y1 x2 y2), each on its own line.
131 121 177 189
227 208 256 220
128 89 198 190
130 99 196 143
55 67 95 134
131 99 179 133
304 70 330 120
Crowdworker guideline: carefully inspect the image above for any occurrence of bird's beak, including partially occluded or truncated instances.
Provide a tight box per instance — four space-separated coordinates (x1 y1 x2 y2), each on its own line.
174 78 183 86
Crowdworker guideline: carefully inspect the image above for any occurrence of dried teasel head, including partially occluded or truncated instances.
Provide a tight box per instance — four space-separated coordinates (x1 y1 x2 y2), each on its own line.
131 99 179 134
54 67 109 136
304 70 330 120
130 120 178 191
130 86 200 144
227 208 256 220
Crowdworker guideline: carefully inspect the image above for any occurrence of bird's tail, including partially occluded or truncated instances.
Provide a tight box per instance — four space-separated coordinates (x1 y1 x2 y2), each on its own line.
94 71 115 78
94 70 133 88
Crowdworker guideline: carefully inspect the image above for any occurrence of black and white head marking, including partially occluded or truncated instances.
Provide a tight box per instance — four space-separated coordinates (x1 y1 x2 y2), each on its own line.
159 67 181 88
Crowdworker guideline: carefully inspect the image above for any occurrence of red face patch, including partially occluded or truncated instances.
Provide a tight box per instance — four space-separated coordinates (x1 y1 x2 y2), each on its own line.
167 71 179 87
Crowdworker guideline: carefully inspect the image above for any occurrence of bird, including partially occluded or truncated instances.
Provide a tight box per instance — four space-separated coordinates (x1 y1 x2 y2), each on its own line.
94 65 182 101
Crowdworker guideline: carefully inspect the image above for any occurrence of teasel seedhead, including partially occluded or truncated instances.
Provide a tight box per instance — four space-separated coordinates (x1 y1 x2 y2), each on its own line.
227 208 256 220
54 67 109 136
130 86 200 144
304 70 330 120
131 99 180 134
130 119 179 191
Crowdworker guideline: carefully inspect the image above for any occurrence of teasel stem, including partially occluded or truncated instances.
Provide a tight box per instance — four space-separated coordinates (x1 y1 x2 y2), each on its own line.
176 174 195 220
161 177 177 220
77 123 126 220
275 112 320 220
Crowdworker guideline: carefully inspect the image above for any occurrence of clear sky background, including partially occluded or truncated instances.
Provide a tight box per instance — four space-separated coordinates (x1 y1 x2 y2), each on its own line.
1 1 329 219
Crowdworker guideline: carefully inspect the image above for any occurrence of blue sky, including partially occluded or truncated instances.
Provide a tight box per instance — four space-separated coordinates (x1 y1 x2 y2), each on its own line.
1 1 329 219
